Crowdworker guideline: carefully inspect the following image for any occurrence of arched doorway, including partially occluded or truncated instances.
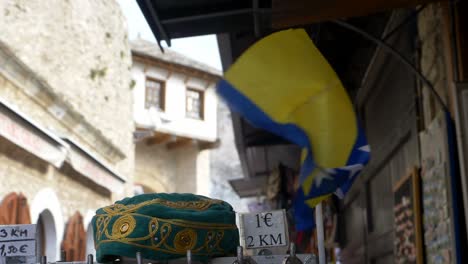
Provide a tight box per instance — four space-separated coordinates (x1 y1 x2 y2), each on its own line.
85 223 95 257
36 210 57 261
0 192 31 224
30 188 64 261
133 182 159 195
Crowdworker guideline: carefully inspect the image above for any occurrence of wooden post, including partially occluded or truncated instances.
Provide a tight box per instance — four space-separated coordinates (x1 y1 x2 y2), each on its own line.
315 202 326 264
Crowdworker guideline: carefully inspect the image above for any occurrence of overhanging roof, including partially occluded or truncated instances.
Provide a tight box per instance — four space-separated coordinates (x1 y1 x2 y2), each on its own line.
61 137 126 183
137 0 440 45
136 0 271 45
0 98 68 168
229 144 301 197
230 176 268 198
131 38 222 77
271 0 441 29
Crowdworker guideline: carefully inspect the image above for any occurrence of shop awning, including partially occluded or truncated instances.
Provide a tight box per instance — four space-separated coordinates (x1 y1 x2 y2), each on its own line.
136 0 269 45
229 145 301 197
271 0 442 29
230 176 268 198
0 99 68 168
137 0 441 45
62 138 126 194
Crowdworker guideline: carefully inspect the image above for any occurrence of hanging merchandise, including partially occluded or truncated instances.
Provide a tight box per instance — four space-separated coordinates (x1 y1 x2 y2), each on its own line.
0 192 31 225
247 200 272 213
216 29 370 231
266 168 280 200
62 212 87 261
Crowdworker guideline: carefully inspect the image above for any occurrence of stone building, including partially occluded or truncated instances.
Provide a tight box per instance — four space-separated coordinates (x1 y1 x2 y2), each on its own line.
0 0 133 261
131 38 220 195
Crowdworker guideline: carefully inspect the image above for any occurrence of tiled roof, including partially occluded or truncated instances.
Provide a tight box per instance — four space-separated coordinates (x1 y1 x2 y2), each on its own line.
130 38 222 77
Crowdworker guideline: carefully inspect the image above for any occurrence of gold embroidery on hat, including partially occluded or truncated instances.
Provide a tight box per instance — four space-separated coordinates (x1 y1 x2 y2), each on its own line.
95 214 235 255
95 215 111 241
102 198 224 216
110 215 136 239
174 229 197 251
151 223 172 248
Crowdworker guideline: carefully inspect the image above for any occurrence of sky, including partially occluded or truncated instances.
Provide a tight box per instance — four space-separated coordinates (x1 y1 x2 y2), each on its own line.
116 0 223 71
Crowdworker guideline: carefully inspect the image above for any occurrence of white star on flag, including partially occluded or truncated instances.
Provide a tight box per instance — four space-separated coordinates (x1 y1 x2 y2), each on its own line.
339 164 364 179
359 145 370 152
314 167 335 187
335 188 345 199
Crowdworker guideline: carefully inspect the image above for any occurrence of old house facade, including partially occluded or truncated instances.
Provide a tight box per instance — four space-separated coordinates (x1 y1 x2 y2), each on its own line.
131 38 220 195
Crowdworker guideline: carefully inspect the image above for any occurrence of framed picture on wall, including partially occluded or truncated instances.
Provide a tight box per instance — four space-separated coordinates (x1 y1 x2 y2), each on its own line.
393 167 423 264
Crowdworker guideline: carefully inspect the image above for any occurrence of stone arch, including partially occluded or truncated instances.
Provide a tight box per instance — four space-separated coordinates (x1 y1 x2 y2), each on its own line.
134 180 167 194
36 209 57 261
84 210 96 257
31 188 64 261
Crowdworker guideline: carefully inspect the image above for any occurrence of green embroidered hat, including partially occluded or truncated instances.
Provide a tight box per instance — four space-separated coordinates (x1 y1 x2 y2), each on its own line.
92 193 240 263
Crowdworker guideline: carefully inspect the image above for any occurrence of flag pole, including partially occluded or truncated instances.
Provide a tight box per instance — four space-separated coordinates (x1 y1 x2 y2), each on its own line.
316 202 326 264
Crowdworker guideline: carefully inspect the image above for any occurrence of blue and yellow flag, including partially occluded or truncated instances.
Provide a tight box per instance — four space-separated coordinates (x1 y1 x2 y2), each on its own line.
217 29 370 230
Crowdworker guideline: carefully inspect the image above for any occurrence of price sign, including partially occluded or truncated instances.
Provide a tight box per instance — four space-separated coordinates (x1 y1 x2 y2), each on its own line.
0 225 36 257
0 241 35 257
240 210 288 249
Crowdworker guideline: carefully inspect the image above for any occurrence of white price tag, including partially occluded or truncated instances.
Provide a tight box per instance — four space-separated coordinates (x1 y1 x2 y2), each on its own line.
240 210 288 249
0 225 36 258
0 225 36 242
0 241 35 257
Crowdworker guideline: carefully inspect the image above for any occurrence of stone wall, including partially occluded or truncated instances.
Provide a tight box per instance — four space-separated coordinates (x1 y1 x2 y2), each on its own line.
417 4 459 263
0 137 110 220
209 100 249 212
174 146 199 194
134 142 177 193
134 140 214 195
418 3 451 125
0 0 134 191
196 150 211 197
0 134 110 261
0 1 136 260
0 72 115 204
0 54 132 201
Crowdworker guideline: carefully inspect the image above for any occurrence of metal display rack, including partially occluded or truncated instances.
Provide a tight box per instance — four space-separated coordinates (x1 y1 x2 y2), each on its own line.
31 244 317 264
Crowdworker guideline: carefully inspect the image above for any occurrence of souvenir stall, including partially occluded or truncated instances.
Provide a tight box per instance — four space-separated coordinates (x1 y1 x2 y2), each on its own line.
0 193 318 264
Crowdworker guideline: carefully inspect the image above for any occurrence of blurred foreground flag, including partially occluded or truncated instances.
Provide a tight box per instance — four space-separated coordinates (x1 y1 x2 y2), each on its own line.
217 29 370 230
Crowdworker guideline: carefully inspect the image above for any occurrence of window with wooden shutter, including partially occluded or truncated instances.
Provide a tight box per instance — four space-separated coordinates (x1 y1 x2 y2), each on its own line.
186 88 204 120
145 78 165 111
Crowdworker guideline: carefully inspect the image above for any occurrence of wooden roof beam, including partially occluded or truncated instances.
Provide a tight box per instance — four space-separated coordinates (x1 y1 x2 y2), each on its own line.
166 137 195 150
146 133 173 146
272 0 443 29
